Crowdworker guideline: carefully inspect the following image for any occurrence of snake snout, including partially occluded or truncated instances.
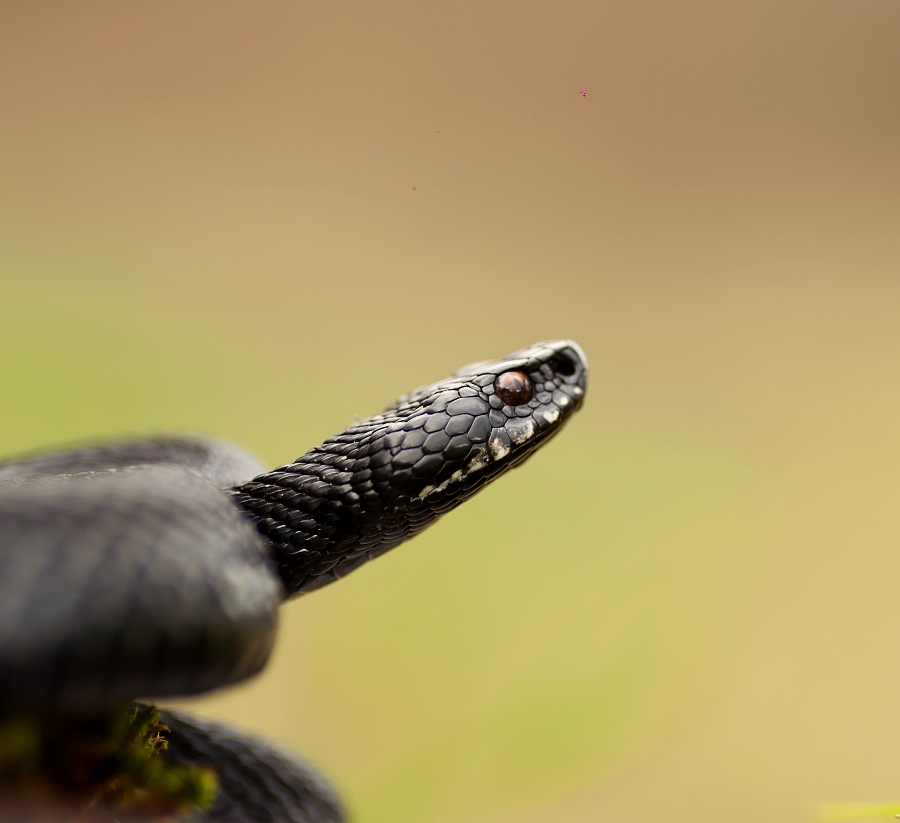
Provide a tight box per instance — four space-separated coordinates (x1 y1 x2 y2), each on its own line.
539 339 588 402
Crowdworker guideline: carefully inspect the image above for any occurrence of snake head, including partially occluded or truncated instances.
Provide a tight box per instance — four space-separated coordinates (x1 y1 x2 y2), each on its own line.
385 339 588 502
237 340 587 596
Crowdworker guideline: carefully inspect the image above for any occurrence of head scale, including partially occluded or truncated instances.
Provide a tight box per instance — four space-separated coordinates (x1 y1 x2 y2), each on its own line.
235 340 587 596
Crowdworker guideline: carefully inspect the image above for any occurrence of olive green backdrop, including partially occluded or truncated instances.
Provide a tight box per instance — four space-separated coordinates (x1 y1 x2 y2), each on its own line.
1 3 899 822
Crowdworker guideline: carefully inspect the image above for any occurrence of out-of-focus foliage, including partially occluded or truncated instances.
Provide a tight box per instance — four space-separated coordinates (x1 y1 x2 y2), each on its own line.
0 704 216 814
819 804 900 822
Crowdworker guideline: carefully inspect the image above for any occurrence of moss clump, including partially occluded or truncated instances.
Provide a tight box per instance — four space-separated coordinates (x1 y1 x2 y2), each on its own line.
0 704 217 818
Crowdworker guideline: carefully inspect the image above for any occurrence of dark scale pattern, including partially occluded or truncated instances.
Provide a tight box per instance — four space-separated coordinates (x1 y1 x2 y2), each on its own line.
234 340 588 597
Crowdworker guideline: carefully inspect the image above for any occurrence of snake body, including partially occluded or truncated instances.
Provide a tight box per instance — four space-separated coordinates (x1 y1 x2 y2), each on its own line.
0 340 587 821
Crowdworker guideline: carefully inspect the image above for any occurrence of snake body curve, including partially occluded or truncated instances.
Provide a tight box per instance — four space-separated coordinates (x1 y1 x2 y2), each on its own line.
0 340 587 821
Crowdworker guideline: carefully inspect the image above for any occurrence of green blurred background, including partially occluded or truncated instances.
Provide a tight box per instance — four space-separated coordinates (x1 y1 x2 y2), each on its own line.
1 3 899 821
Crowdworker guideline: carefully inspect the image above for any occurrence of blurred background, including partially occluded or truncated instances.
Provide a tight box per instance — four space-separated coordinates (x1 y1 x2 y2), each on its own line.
1 2 899 821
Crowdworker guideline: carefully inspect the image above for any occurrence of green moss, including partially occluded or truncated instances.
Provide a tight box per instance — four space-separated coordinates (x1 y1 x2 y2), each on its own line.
0 704 217 816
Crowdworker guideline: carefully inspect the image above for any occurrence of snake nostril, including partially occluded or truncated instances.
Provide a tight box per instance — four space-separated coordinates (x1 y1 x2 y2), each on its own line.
549 352 577 377
495 371 533 405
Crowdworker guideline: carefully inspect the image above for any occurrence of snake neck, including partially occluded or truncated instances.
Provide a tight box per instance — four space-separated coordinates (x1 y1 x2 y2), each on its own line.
233 414 445 598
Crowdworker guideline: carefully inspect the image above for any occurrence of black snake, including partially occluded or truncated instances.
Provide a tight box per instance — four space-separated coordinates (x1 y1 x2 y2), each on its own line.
0 340 587 821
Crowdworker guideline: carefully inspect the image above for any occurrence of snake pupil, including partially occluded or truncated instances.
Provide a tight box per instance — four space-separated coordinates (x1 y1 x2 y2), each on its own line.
495 371 533 405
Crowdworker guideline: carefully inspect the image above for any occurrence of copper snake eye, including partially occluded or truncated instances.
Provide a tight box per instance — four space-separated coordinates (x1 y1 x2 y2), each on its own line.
495 371 533 405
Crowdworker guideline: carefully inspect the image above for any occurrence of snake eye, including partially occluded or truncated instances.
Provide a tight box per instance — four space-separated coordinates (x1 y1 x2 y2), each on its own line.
495 371 533 405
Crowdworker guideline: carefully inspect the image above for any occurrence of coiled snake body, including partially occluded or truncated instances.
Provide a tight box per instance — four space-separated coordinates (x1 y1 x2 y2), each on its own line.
0 341 587 821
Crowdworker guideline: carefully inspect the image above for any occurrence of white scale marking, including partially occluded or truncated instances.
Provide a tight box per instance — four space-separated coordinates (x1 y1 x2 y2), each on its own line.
506 418 536 446
489 433 511 460
537 407 559 425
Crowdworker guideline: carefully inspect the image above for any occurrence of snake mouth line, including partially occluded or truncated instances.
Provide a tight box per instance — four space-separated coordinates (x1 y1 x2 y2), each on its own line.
505 420 570 470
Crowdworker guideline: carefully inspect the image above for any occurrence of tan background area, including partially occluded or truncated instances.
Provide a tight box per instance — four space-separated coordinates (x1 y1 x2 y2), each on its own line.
1 2 899 821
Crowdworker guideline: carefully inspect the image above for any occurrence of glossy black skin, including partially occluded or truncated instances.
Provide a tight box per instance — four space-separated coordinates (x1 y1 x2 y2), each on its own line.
0 464 281 713
235 340 588 596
